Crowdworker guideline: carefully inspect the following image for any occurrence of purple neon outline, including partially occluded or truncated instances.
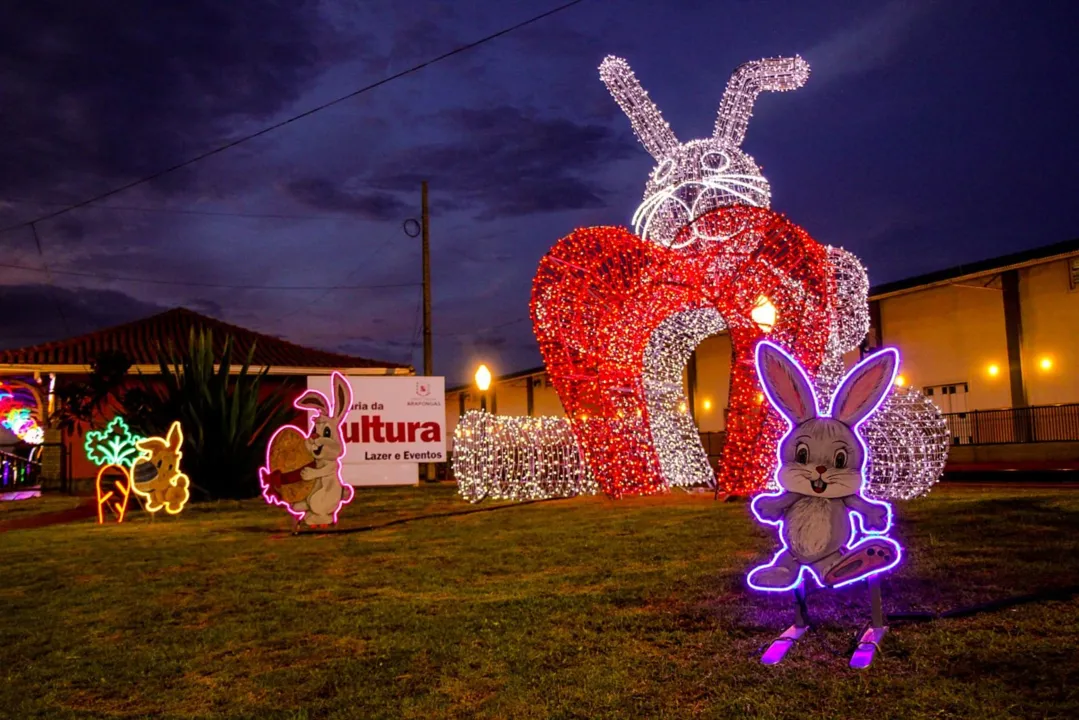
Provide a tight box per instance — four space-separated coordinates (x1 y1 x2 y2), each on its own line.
258 371 355 525
747 340 903 592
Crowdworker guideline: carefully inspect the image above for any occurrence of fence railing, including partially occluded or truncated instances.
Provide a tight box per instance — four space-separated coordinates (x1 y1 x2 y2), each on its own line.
943 404 1079 445
0 449 41 492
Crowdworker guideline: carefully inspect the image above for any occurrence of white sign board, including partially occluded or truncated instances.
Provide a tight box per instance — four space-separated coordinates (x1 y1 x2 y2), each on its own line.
306 375 446 487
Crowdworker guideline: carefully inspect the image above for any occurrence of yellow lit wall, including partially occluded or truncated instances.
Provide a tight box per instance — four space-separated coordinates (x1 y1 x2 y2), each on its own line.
692 333 732 431
445 374 565 449
1019 259 1079 406
879 284 1011 410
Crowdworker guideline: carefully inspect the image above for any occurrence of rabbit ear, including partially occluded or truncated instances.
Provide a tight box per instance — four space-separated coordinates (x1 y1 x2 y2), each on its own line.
830 348 898 427
295 390 329 416
136 436 166 452
599 56 679 160
756 341 818 425
714 56 810 147
166 422 183 451
331 372 352 421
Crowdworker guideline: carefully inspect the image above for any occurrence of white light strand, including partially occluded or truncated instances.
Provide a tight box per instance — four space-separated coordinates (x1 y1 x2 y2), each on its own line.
643 307 726 487
814 246 871 404
861 387 950 500
809 246 947 498
453 411 598 503
600 54 809 248
714 56 811 148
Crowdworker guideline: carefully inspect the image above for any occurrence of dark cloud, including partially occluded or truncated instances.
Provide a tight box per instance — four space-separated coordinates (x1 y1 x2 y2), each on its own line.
0 284 165 349
0 1 336 199
371 105 637 219
286 178 411 221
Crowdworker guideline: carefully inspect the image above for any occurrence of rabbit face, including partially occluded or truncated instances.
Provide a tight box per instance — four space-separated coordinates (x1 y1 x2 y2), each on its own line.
600 55 808 249
134 421 183 490
635 139 770 248
756 340 899 499
307 416 343 463
296 372 352 466
777 417 863 498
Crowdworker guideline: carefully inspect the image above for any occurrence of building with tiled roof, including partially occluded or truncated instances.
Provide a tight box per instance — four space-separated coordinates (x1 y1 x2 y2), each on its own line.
0 307 412 375
0 308 412 490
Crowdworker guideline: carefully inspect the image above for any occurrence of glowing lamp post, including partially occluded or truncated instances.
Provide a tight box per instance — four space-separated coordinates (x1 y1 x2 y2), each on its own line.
475 364 492 412
751 295 778 333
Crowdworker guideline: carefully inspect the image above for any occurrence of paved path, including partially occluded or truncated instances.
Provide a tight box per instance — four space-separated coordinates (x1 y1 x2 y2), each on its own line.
0 499 96 533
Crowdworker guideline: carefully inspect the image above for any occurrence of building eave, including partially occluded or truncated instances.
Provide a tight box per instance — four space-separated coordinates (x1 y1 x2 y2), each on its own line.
447 365 546 393
869 238 1079 301
0 364 415 377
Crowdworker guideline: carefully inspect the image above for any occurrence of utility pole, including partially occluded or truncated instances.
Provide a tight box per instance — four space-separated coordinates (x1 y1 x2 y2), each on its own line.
421 181 435 482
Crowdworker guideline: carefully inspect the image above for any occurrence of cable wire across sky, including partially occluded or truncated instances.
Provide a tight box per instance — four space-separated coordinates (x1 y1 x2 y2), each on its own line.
0 0 588 236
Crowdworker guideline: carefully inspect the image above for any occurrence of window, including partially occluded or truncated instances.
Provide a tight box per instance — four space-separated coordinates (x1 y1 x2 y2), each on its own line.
925 382 969 414
1070 256 1079 290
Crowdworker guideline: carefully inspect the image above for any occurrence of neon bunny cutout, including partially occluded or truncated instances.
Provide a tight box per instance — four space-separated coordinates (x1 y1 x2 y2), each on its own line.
748 340 903 591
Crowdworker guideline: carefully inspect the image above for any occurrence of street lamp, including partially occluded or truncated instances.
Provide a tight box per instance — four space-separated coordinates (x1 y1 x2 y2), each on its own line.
475 364 492 411
751 295 777 333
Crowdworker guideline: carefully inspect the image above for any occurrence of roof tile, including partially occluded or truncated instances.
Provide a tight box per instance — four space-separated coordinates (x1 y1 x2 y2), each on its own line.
0 307 410 371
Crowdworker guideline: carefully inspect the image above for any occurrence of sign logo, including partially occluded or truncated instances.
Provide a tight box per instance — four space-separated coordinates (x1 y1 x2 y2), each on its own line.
416 382 431 397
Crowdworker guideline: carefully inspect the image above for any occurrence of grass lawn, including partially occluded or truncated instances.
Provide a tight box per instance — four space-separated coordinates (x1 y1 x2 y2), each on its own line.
2 484 1077 719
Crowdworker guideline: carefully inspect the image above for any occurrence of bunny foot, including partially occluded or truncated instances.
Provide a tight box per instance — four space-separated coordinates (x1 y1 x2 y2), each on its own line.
748 551 801 591
822 537 901 587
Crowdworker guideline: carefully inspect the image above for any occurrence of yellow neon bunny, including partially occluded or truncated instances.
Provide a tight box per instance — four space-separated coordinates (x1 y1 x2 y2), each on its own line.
131 421 191 515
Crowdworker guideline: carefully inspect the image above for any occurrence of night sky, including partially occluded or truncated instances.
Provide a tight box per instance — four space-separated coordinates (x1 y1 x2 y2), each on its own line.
1 0 1077 385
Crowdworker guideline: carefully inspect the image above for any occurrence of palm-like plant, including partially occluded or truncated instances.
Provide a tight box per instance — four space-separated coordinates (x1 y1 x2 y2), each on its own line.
121 329 295 499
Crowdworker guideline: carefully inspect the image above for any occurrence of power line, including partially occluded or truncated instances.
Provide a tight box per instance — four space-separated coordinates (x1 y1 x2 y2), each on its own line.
433 316 530 337
0 0 588 236
0 258 419 290
276 227 406 320
29 222 72 335
0 198 353 221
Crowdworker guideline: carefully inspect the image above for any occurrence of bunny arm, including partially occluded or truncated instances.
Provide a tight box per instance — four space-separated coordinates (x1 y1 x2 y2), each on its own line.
301 463 338 481
752 491 800 522
842 494 891 532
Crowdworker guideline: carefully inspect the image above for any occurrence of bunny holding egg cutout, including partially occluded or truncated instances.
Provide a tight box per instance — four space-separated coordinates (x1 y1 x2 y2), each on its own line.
260 372 355 532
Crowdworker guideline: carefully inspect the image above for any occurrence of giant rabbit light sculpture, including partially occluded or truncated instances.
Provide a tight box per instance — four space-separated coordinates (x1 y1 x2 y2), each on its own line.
460 54 947 502
532 55 838 497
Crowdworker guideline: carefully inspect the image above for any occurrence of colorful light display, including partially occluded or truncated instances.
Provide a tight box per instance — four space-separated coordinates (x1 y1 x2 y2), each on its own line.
259 372 354 529
599 54 809 247
748 341 902 592
96 465 132 524
131 421 191 515
814 246 871 404
644 307 726 488
861 386 950 500
532 206 835 498
0 391 44 445
84 416 145 469
473 52 946 506
454 411 597 502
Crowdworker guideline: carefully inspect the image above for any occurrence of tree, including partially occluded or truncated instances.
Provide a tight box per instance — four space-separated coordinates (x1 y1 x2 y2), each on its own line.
53 350 132 433
121 329 295 500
